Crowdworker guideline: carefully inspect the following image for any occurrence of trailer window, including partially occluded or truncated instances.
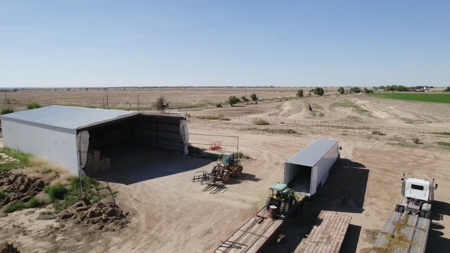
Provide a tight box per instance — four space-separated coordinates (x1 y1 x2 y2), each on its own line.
411 184 424 191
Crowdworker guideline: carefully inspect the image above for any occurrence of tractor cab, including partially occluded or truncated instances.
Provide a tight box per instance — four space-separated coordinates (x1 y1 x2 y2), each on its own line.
266 183 296 215
270 183 288 197
220 152 237 166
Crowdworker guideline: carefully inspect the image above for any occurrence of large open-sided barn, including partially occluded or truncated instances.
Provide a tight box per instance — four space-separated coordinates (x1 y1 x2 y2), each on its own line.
0 106 189 176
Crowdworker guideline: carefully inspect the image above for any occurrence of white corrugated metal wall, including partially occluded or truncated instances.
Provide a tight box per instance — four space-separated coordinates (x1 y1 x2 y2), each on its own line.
2 119 79 174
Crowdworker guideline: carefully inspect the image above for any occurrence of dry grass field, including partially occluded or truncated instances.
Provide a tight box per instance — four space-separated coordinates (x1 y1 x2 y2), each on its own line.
1 88 450 253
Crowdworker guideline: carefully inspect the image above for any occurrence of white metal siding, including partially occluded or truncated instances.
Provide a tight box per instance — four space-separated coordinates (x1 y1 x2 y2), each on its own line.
2 119 79 174
310 165 319 195
314 141 339 190
284 163 299 184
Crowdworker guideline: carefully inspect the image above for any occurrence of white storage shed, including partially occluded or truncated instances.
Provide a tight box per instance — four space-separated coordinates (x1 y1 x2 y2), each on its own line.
0 106 189 175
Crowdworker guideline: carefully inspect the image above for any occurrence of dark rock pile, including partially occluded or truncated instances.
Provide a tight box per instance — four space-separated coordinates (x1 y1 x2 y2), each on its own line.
59 199 129 231
0 171 46 206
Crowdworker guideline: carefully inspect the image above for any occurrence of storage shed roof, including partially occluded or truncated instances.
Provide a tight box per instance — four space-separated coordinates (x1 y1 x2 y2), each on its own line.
286 138 338 167
0 105 183 131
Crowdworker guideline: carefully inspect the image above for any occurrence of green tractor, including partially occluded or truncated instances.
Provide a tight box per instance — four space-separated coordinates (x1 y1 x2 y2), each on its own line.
265 183 297 215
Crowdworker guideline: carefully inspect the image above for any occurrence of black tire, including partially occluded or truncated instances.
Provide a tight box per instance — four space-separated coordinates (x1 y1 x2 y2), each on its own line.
222 171 231 183
280 202 290 215
265 197 272 211
235 166 243 178
424 212 430 219
398 206 405 213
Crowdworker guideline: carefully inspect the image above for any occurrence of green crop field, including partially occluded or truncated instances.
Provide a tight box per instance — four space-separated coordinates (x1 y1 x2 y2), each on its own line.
370 93 450 104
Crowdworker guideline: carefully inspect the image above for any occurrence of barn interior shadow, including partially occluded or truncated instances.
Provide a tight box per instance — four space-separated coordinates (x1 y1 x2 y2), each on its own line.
315 158 369 213
90 144 214 185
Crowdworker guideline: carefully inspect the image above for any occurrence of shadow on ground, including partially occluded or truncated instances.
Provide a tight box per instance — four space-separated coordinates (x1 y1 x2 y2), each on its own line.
90 144 214 185
315 158 369 213
426 200 450 253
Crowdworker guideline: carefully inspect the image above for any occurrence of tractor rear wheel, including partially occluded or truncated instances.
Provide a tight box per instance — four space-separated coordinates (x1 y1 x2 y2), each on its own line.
235 166 243 178
222 171 231 183
280 202 290 215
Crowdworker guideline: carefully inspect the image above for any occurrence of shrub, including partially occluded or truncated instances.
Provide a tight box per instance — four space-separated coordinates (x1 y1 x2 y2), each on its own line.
4 201 26 213
235 151 244 158
350 87 361 93
3 197 46 213
153 96 169 111
27 102 41 109
444 87 450 92
372 130 385 135
413 138 420 144
364 88 374 94
1 108 14 115
27 197 46 208
314 87 324 96
296 89 304 97
437 141 450 147
228 96 240 106
338 87 345 94
196 115 230 121
44 184 68 201
241 96 249 102
0 147 31 171
252 118 269 125
250 93 258 102
0 190 5 200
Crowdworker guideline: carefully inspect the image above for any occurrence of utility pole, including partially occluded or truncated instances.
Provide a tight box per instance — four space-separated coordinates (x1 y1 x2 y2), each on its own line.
106 91 109 109
137 94 140 112
4 91 6 103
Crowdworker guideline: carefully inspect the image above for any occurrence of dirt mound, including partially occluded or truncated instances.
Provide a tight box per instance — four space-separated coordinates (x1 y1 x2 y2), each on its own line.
0 172 46 207
296 101 314 118
59 200 129 232
278 100 304 117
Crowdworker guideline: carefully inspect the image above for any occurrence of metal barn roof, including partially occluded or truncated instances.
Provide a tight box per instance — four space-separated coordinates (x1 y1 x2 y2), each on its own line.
286 138 338 167
0 105 182 131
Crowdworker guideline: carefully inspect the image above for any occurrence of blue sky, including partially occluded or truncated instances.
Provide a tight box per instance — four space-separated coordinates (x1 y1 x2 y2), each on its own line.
1 1 449 87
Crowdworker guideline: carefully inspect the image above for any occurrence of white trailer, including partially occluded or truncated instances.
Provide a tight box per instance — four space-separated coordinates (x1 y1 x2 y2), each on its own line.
284 138 341 197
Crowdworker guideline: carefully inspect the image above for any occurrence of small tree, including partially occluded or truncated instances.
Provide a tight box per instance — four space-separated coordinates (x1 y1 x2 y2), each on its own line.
314 87 324 96
228 96 240 106
364 87 374 94
296 89 304 97
444 87 450 92
154 96 170 111
27 102 41 109
250 93 258 102
350 87 361 93
241 96 249 102
338 87 345 94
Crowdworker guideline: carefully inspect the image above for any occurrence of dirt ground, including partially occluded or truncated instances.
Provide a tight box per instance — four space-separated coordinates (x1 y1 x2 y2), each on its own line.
1 89 450 253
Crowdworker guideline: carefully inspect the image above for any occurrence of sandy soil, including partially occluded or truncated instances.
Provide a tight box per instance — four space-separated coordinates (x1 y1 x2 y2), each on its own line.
1 90 450 253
